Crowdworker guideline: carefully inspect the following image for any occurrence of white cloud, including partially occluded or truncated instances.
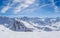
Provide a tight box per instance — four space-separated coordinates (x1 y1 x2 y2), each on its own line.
0 0 21 13
1 0 35 14
51 0 60 13
14 0 35 13
1 4 11 13
55 7 60 13
13 0 24 3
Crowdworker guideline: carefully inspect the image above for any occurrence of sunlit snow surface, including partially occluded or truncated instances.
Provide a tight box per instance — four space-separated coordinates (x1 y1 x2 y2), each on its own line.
0 25 60 38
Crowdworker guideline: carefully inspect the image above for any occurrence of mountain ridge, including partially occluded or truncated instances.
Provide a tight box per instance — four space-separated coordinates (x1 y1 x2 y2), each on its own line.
0 16 60 32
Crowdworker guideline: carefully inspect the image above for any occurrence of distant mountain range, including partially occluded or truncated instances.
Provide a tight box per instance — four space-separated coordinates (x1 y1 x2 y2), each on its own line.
0 16 60 32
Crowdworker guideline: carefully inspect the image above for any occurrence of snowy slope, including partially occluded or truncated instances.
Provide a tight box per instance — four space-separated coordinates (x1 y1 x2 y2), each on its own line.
19 17 60 31
0 25 12 32
0 24 60 38
0 17 60 38
0 16 60 32
0 27 60 38
20 20 40 32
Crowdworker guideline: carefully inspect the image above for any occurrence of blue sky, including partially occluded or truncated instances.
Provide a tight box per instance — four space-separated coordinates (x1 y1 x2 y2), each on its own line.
0 0 60 18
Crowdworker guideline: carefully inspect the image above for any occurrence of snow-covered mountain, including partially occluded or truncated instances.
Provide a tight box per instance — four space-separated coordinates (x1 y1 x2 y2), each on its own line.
0 16 60 32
